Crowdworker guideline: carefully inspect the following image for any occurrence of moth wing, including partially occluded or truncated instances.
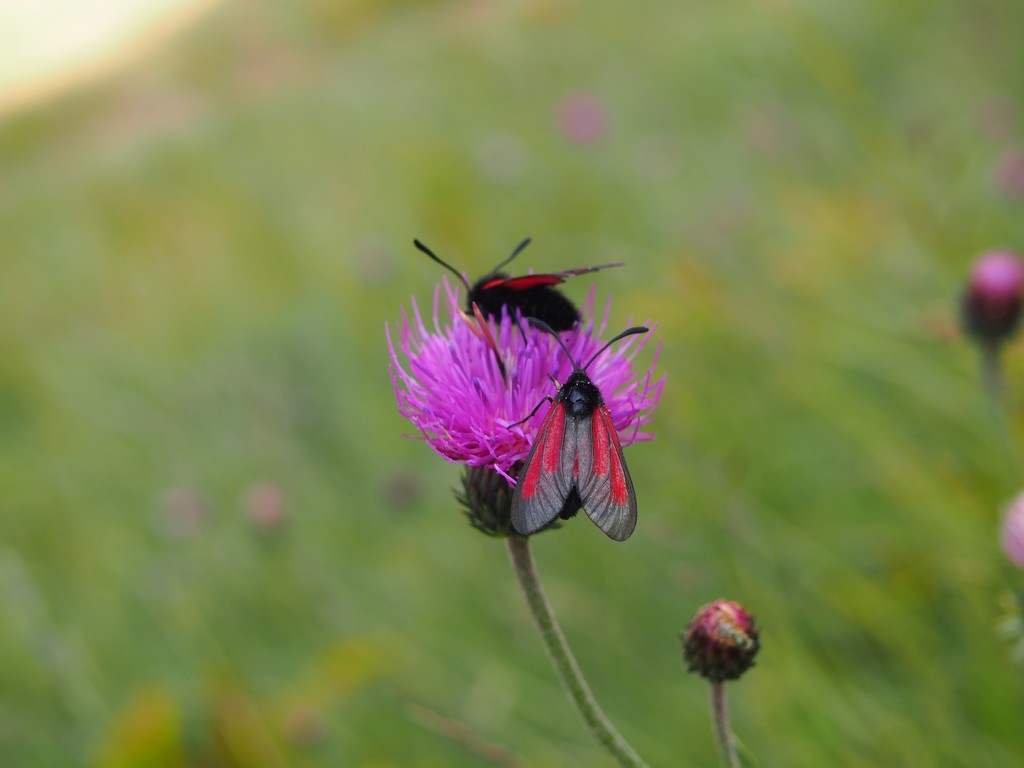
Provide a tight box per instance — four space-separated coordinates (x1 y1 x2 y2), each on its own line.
560 410 594 494
487 274 567 291
577 405 637 541
552 262 624 279
488 263 623 292
511 402 574 535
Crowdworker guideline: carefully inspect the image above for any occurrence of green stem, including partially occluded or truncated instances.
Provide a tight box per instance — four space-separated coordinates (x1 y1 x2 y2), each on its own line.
980 342 1005 410
978 342 1023 471
710 682 740 768
505 535 649 768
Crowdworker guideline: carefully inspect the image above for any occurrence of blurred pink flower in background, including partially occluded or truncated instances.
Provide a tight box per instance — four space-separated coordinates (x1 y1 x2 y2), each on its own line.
993 148 1024 198
244 482 286 533
962 250 1024 345
1003 493 1024 569
557 91 609 144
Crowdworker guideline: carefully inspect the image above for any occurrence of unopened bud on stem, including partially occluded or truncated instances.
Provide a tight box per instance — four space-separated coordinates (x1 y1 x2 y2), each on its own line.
682 599 760 683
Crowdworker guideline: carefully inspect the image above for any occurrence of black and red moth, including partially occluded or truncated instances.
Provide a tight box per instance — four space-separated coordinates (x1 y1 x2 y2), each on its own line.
511 319 648 541
413 238 622 332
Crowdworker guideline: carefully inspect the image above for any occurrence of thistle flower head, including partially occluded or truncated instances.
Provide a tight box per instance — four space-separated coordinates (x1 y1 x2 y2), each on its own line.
387 278 664 486
962 250 1024 345
682 599 760 683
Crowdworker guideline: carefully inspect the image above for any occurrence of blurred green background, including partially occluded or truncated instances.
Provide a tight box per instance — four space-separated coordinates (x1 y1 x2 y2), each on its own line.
3 0 1024 765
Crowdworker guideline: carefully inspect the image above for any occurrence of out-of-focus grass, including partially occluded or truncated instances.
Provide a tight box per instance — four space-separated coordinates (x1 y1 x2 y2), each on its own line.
2 0 1024 765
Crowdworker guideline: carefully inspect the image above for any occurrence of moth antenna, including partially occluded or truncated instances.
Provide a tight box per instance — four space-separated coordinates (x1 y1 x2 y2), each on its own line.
581 326 648 372
525 317 579 368
414 239 471 292
505 395 554 429
527 317 648 372
488 237 532 275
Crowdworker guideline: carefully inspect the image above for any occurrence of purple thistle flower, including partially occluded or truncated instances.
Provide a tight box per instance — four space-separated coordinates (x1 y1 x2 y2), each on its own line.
386 278 664 485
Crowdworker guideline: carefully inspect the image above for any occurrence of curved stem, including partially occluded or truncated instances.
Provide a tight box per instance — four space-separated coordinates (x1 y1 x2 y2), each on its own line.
505 535 649 768
978 342 1023 471
710 682 740 768
980 342 1005 410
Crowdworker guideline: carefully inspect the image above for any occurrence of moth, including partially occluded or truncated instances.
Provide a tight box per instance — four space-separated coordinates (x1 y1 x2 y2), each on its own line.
414 238 621 332
510 318 647 541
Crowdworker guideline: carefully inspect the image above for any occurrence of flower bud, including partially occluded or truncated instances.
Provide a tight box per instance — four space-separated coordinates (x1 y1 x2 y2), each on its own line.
457 465 510 536
1002 493 1024 569
962 251 1024 345
682 599 760 682
457 465 565 537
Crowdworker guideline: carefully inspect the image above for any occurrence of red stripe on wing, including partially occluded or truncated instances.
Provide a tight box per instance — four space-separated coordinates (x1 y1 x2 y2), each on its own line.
608 441 629 506
482 264 622 293
595 407 629 505
519 403 565 500
483 274 567 291
591 410 610 477
541 404 566 473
